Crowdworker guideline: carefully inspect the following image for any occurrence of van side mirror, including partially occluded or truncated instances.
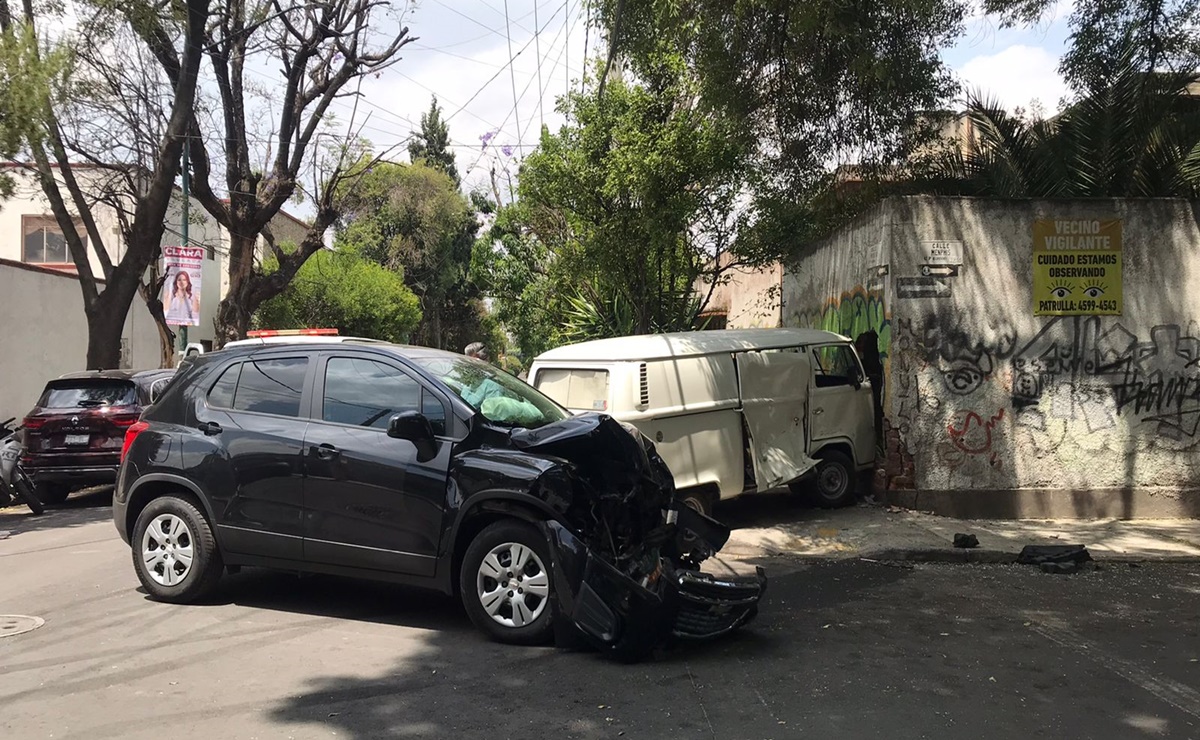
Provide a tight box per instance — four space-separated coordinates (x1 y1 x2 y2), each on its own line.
387 411 438 461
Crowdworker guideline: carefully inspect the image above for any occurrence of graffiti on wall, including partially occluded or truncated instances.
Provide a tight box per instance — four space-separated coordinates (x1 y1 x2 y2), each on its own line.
803 286 892 362
1012 317 1200 444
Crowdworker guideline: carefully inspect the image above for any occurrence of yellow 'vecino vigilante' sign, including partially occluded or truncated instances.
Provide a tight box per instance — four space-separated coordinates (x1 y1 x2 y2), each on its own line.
1032 219 1122 316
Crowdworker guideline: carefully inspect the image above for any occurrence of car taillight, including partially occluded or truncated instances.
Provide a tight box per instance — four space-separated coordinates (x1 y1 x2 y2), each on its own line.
120 421 150 463
110 413 141 428
23 417 45 430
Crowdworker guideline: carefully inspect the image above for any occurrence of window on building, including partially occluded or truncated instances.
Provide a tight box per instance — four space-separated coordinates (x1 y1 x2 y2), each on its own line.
22 216 85 265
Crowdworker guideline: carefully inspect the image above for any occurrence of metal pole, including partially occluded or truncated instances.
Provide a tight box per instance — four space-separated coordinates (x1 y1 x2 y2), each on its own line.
179 140 190 352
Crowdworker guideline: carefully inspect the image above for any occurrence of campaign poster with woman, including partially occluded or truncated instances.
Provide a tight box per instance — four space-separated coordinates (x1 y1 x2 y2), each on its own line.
162 246 204 326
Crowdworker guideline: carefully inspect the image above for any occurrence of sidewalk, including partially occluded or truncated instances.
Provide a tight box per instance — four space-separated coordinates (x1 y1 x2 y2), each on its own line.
715 493 1200 563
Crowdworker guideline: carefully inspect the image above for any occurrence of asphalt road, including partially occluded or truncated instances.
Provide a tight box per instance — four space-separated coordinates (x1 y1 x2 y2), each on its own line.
4 490 1200 739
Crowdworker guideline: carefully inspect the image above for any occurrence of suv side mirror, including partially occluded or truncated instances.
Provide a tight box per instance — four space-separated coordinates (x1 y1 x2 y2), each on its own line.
388 411 438 460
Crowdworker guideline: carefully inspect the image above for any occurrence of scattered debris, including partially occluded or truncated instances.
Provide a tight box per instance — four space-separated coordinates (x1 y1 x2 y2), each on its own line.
953 533 980 549
886 506 903 514
1017 544 1092 566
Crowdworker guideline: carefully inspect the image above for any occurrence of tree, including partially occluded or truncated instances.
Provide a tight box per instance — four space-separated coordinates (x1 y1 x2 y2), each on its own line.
336 161 481 349
593 0 1069 260
926 63 1200 198
408 96 459 186
255 246 421 342
0 0 210 369
476 68 747 352
173 0 414 346
1059 0 1200 95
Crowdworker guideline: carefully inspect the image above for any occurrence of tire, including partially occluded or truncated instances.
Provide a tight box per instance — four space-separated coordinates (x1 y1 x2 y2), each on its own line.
36 482 70 505
14 472 44 515
460 520 554 645
677 487 715 518
131 495 223 603
806 451 857 508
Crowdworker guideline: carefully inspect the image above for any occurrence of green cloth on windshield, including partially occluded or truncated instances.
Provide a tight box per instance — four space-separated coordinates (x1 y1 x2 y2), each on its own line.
480 395 544 426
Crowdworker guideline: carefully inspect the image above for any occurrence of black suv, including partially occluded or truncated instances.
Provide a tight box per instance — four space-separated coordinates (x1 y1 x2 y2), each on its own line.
114 342 764 656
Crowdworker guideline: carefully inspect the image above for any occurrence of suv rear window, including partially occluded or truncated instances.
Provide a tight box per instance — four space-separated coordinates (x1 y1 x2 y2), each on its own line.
39 381 137 408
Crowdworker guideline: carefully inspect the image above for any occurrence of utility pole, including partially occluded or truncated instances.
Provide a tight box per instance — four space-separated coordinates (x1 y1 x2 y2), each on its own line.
178 140 190 354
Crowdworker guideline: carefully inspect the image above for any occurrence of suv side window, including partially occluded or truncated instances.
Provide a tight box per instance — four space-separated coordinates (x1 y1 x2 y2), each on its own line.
812 344 864 388
422 389 447 436
208 363 242 408
232 357 309 417
323 357 421 430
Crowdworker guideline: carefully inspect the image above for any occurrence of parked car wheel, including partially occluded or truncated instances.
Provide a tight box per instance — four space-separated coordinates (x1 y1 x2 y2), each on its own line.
14 472 44 515
460 520 554 645
806 451 857 508
132 495 223 603
676 487 715 518
35 482 71 505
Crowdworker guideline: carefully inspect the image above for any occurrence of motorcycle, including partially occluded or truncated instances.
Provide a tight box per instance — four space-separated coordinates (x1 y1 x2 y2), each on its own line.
1 418 44 515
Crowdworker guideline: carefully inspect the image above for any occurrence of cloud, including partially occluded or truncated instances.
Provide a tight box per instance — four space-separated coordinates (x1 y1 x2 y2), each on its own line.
957 44 1070 113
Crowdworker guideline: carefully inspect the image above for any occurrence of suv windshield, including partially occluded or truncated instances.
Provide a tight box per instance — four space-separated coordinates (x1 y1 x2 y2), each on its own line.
40 381 137 409
413 356 568 429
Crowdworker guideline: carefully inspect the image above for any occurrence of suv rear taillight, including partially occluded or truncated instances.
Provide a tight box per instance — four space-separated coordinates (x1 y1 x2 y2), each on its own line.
120 421 150 462
109 412 142 428
22 416 45 431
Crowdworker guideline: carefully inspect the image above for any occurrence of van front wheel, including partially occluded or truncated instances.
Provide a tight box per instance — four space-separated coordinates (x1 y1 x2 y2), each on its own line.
802 451 857 508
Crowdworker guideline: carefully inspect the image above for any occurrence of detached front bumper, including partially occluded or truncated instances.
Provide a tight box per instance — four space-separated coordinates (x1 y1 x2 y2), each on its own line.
542 522 766 658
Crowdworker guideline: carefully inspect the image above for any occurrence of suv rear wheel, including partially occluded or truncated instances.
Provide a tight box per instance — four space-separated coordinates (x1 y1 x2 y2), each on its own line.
132 495 223 603
460 521 554 645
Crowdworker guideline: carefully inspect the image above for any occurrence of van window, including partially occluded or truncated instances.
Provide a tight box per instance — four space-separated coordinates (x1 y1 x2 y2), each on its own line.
812 344 863 388
534 369 610 411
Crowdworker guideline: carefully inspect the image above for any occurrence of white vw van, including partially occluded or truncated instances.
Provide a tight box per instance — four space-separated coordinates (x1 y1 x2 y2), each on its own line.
528 329 875 514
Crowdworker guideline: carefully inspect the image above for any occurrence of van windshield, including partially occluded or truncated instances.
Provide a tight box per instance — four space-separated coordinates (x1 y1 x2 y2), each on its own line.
412 356 569 429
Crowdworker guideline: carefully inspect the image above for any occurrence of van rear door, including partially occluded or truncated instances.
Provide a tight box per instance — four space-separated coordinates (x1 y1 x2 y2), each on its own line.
735 351 818 490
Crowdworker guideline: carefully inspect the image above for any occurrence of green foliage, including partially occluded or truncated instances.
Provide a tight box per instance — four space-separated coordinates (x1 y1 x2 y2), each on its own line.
407 96 459 186
255 246 422 343
336 160 492 350
924 52 1200 197
478 69 743 353
1059 0 1200 95
0 22 70 201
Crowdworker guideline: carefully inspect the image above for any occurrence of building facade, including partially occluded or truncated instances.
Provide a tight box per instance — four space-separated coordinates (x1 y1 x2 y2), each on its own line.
0 165 310 421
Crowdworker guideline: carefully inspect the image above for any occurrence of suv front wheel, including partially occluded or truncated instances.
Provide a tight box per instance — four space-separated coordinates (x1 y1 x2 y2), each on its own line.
132 495 224 603
460 521 554 645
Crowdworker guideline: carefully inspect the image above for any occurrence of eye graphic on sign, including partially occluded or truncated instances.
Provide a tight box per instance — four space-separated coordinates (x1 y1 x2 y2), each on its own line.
1048 283 1072 299
1081 282 1106 299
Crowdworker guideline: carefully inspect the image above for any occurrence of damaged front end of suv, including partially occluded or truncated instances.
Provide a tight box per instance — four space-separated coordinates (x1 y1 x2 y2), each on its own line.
465 413 766 659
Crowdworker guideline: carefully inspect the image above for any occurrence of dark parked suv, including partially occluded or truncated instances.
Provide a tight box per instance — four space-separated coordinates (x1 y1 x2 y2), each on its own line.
24 369 175 503
113 342 765 656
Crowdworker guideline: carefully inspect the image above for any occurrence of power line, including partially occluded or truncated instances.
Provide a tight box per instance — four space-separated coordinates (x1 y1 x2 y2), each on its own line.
465 1 581 181
503 0 522 150
534 1 544 129
445 0 569 124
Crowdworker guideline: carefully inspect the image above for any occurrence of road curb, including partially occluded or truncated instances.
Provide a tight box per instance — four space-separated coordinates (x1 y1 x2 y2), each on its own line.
861 548 1200 564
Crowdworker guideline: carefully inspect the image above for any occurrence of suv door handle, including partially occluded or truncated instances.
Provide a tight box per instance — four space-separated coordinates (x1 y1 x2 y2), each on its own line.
313 443 340 460
197 421 222 435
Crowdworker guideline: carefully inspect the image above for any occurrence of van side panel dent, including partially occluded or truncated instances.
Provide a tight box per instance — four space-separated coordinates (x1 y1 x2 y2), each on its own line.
737 351 819 490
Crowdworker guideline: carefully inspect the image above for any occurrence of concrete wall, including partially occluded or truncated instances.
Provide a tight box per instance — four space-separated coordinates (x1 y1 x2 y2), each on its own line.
0 260 160 422
783 196 1200 518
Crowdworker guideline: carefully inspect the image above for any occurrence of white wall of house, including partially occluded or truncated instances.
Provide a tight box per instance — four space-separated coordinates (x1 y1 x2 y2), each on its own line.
0 261 161 422
0 165 313 423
